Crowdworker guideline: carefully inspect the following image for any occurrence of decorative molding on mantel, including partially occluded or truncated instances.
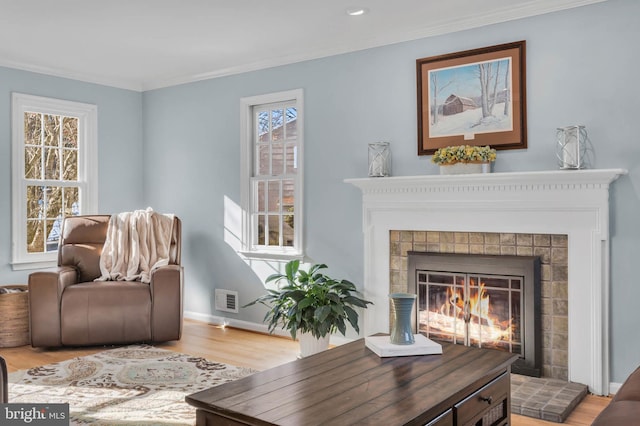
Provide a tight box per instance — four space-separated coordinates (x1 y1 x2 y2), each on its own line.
345 169 627 195
346 168 627 396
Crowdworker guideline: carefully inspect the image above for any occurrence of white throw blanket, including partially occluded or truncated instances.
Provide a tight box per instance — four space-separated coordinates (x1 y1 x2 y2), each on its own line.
96 208 175 284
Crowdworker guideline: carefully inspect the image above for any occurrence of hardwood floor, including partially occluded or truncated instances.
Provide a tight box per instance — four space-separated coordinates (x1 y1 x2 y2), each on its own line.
1 319 609 425
1 319 300 373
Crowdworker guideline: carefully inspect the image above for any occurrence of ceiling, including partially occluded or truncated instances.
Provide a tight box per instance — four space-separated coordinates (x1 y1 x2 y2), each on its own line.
0 0 605 92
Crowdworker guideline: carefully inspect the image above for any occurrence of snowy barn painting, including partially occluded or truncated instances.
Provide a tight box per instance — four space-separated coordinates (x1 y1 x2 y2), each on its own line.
417 40 526 155
428 57 512 138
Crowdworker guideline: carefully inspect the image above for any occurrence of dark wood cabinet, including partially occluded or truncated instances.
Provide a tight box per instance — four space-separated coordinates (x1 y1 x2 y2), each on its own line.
187 338 517 426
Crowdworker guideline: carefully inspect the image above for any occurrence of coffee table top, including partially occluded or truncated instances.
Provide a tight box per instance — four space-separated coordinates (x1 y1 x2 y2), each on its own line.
186 338 518 425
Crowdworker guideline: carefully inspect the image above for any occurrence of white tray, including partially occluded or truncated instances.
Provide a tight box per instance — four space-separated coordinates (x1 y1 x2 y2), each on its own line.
365 334 443 357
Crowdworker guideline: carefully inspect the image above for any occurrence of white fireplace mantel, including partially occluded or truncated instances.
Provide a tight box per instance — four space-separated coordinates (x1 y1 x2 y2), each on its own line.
346 169 626 395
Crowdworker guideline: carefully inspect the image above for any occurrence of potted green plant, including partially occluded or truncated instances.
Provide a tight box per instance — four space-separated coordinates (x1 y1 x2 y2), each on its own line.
244 260 372 357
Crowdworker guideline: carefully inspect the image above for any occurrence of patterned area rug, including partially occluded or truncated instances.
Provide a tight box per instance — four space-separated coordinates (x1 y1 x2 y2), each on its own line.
8 345 256 425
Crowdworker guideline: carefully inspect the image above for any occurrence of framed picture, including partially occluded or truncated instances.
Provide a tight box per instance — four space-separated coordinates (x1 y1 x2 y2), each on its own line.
417 40 526 155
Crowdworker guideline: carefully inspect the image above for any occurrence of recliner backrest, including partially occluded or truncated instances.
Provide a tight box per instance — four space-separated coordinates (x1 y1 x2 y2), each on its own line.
58 214 181 282
58 215 110 282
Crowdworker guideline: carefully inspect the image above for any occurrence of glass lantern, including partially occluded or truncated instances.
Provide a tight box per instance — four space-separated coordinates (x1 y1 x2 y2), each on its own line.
556 125 587 169
368 142 391 177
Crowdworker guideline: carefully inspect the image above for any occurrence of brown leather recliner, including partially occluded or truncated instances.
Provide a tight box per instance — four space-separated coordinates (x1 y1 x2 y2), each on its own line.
592 366 640 425
28 215 183 348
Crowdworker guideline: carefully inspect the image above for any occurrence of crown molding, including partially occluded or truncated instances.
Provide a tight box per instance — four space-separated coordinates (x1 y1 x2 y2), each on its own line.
0 58 143 92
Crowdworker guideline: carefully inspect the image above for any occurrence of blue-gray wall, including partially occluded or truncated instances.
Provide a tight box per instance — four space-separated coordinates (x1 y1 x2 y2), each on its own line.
0 67 144 283
1 0 638 385
142 0 639 384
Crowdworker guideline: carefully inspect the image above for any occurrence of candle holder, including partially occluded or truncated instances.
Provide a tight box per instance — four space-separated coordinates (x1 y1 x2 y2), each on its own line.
556 125 588 169
368 142 391 177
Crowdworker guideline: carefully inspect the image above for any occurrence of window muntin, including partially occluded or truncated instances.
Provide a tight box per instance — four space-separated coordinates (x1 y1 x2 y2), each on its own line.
12 93 97 269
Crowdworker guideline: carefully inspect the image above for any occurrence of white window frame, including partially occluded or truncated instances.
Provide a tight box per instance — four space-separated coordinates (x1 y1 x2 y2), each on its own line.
11 93 98 270
239 89 304 260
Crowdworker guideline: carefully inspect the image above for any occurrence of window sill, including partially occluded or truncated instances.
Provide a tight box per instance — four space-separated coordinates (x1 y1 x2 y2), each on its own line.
11 259 57 271
238 251 305 262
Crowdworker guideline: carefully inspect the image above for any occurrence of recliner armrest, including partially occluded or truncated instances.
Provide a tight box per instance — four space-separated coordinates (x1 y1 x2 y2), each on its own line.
150 265 183 342
29 266 78 347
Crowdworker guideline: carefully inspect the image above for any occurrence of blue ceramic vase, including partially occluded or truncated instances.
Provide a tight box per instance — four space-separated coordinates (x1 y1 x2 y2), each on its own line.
389 293 417 345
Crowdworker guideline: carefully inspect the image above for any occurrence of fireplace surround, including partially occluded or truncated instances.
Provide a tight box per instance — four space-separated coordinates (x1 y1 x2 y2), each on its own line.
346 169 626 395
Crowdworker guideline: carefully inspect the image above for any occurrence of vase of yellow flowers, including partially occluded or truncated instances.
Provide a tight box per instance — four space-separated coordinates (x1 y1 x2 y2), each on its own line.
431 145 497 175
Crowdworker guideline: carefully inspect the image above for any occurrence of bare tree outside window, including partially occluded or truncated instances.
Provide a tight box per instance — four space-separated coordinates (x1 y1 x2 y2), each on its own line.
23 112 80 253
12 93 97 269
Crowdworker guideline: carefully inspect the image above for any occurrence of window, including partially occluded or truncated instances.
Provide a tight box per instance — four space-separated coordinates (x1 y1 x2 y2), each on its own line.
240 89 303 259
11 93 98 270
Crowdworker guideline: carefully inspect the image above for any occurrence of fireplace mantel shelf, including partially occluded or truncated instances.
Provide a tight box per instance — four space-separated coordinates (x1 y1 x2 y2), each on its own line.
346 168 627 396
345 169 627 193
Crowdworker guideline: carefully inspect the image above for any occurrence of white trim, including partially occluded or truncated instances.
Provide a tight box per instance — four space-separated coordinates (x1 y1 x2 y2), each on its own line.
239 89 304 260
0 58 143 92
10 259 57 271
183 311 353 347
237 251 305 262
184 310 291 338
609 382 622 395
11 93 98 270
346 169 626 396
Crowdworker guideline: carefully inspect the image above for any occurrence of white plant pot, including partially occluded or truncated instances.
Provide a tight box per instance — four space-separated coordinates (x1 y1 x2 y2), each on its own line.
439 162 491 175
298 332 330 358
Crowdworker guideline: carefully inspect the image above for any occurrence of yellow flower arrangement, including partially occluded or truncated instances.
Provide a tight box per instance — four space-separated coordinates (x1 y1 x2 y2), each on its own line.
431 145 497 165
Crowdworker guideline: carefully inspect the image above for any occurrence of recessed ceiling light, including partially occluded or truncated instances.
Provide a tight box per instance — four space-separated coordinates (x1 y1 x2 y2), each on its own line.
346 7 368 16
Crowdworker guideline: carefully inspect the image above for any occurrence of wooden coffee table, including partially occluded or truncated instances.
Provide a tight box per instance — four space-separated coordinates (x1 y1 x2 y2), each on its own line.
186 338 518 426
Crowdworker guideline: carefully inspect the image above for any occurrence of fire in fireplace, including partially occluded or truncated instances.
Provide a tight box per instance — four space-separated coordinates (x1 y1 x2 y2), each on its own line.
408 252 541 376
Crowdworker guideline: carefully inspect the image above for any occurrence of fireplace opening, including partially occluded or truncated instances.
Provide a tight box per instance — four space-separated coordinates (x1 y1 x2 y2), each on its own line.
408 252 541 377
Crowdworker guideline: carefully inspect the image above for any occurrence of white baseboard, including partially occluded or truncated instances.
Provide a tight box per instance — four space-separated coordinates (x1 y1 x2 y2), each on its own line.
608 382 622 395
183 310 288 337
183 310 353 346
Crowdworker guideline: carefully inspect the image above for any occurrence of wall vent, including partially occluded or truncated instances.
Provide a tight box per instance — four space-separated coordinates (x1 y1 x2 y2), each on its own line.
215 289 239 314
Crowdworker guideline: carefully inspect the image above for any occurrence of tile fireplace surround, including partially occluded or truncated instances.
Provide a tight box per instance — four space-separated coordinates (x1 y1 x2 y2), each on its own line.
346 169 626 395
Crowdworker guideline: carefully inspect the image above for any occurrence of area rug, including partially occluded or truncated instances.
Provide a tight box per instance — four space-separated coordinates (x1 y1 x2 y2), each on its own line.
8 345 256 425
